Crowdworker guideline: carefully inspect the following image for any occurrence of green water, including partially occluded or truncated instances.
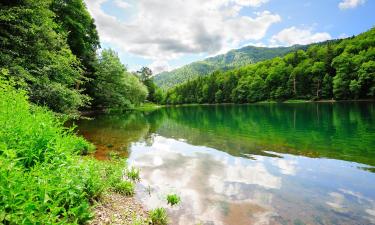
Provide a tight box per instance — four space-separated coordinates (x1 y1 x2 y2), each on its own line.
77 102 375 225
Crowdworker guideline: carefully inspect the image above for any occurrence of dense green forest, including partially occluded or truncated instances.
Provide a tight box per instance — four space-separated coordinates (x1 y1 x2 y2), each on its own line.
164 28 375 104
154 45 308 89
0 0 148 116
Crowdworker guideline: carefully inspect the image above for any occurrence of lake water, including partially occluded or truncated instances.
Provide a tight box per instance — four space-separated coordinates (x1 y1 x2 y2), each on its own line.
77 103 375 225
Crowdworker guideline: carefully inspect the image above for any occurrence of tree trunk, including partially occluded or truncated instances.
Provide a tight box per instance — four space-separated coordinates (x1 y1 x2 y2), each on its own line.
316 80 320 98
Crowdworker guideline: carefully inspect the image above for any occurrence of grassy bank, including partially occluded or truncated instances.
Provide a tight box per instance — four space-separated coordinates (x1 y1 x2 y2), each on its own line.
131 103 163 112
0 79 141 224
165 99 374 107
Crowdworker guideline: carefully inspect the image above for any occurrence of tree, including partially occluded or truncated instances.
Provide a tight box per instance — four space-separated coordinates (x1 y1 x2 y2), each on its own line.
92 49 148 108
0 0 89 114
51 0 100 72
51 0 100 95
311 62 326 99
137 67 153 82
322 74 333 98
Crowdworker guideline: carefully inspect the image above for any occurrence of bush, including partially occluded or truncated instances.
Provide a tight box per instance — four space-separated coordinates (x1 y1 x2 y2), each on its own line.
148 208 168 225
0 79 125 224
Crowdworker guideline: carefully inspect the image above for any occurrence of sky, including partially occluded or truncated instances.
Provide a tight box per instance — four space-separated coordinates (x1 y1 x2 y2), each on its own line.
84 0 375 74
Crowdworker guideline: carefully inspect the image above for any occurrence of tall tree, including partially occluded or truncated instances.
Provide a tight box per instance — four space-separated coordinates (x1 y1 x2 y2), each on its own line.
51 0 100 94
0 0 89 114
92 49 148 109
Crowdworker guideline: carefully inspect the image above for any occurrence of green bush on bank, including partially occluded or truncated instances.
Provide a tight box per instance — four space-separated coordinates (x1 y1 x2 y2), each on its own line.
0 78 129 224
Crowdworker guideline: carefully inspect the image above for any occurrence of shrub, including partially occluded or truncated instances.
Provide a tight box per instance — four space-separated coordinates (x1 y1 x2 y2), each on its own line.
0 79 125 224
148 208 168 225
166 194 181 206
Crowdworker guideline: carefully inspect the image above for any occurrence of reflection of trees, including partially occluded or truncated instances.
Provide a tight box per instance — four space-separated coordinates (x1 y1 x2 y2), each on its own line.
76 103 375 166
76 112 154 159
155 103 375 167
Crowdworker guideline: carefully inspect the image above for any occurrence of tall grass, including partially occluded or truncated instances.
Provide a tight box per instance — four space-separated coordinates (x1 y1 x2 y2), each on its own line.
0 78 128 224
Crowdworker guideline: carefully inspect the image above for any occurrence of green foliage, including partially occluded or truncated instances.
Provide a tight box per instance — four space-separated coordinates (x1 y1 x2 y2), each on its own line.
127 167 141 181
0 79 127 224
148 208 169 225
92 49 148 109
0 0 90 115
113 180 135 196
165 28 375 104
1 0 149 115
51 0 100 74
154 45 309 89
166 194 181 206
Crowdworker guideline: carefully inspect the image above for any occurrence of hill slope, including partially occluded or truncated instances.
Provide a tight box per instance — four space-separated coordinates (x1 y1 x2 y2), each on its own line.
154 45 308 89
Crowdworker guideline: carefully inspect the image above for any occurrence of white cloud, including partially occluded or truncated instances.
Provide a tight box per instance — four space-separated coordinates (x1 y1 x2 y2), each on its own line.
113 0 131 9
270 26 331 46
84 0 280 71
338 0 366 10
128 136 279 224
233 0 270 7
149 60 172 74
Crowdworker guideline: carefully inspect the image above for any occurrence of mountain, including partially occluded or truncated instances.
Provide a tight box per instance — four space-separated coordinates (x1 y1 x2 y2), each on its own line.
154 45 308 89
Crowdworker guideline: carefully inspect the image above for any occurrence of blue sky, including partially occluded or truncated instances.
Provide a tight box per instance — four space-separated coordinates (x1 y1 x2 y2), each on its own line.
84 0 375 74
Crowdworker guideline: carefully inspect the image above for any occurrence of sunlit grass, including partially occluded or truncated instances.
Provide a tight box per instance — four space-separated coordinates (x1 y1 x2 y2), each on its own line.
0 79 131 224
127 166 141 181
148 208 168 225
166 194 181 206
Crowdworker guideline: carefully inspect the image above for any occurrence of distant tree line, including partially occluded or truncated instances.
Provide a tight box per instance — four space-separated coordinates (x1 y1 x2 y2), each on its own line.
0 0 149 115
163 28 375 104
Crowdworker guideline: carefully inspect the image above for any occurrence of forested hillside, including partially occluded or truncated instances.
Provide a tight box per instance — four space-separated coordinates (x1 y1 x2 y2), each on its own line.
0 0 148 115
154 45 308 89
164 28 375 104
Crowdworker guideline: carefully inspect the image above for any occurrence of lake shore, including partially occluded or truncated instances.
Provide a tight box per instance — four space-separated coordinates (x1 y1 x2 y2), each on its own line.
162 99 375 107
90 192 148 225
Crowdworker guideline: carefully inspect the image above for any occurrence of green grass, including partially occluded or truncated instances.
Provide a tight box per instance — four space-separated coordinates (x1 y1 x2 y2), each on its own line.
132 102 163 112
127 167 141 181
166 194 181 206
113 180 135 196
0 78 131 224
148 208 168 225
255 100 278 104
283 99 310 103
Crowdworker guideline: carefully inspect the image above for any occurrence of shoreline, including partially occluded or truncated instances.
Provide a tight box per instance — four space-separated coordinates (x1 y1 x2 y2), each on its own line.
79 99 374 116
163 99 375 107
90 192 148 225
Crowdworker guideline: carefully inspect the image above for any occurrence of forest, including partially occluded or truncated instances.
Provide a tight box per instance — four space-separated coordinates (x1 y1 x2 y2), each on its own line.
0 0 149 117
154 45 308 89
163 28 375 104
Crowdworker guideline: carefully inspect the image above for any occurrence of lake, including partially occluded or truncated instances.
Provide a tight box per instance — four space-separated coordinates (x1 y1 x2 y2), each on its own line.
77 102 375 225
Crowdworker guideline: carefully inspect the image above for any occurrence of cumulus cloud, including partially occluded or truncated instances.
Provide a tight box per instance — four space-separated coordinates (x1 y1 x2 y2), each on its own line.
270 26 331 46
338 0 366 10
84 0 280 71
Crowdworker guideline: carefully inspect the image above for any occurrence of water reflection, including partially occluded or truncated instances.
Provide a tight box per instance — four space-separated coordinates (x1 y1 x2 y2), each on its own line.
75 102 375 224
128 136 375 225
